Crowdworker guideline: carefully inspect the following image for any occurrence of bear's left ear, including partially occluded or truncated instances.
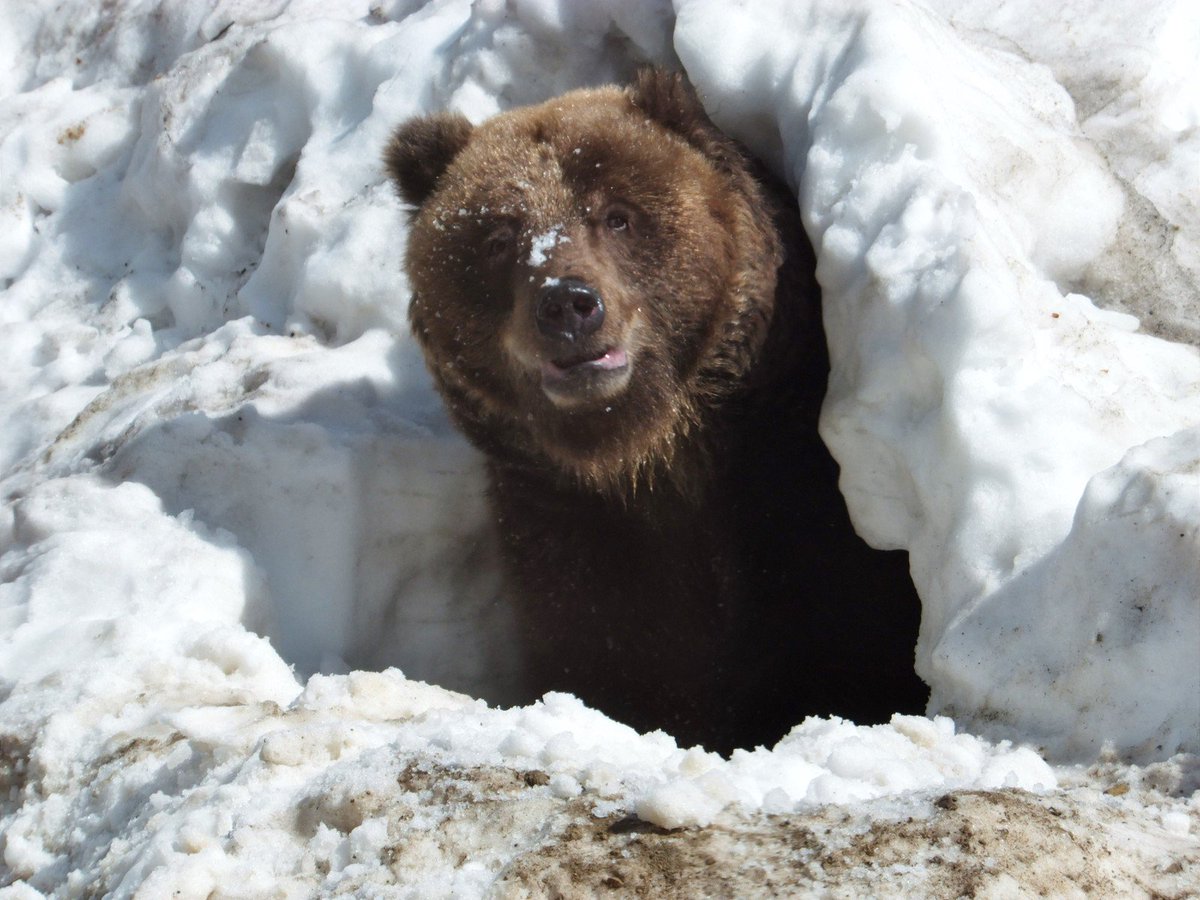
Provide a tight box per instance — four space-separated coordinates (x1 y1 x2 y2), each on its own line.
384 112 474 207
627 68 742 174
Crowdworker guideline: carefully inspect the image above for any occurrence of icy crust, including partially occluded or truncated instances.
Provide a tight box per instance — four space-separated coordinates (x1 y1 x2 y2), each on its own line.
0 0 1199 894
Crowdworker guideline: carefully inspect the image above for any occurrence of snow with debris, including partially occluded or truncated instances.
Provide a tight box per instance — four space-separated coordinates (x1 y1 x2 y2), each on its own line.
0 0 1197 895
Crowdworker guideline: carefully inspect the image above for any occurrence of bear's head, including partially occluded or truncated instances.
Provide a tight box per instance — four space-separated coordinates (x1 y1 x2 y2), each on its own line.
386 70 785 491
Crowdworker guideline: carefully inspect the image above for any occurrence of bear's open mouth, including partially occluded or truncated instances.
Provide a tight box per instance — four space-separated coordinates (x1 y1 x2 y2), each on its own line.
546 346 627 375
540 346 630 403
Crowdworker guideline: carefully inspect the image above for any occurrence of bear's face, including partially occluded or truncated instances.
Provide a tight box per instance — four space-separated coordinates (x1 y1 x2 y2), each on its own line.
388 72 782 488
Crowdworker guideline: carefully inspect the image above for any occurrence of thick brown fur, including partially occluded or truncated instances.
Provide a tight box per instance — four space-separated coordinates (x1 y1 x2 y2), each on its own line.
386 70 926 754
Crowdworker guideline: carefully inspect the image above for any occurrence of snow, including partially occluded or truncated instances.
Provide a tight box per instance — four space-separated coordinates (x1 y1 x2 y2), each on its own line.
527 226 570 267
0 0 1196 895
677 0 1200 762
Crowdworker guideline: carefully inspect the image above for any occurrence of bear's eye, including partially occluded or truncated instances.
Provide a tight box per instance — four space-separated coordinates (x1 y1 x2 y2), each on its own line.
482 226 515 261
604 211 630 232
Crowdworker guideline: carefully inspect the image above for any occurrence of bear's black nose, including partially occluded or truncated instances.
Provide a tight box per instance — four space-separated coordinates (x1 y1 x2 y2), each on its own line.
535 278 605 342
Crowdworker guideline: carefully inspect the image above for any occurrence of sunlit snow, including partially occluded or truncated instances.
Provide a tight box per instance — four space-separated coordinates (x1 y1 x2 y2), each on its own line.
1 0 1196 895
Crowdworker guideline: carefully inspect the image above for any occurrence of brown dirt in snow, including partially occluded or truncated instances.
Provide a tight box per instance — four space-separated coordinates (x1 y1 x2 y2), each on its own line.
494 787 1198 899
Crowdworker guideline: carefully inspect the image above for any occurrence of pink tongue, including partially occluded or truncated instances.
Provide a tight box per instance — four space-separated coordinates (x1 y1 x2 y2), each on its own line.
546 347 627 376
589 347 628 370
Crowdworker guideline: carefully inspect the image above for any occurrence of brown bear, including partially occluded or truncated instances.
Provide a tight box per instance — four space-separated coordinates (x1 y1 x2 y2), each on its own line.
385 69 926 754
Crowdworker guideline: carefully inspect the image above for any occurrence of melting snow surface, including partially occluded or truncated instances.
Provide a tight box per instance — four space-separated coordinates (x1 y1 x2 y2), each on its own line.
0 0 1197 895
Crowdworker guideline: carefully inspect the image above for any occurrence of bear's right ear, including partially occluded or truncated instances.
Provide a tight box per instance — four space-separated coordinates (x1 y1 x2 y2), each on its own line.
627 68 752 183
384 112 474 207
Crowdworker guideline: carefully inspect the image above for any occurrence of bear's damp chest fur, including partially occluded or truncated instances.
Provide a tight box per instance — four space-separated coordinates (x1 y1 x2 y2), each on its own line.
484 361 894 752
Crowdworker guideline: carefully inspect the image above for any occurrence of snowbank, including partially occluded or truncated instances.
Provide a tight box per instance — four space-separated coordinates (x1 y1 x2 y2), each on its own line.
677 0 1200 760
1 0 1197 894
